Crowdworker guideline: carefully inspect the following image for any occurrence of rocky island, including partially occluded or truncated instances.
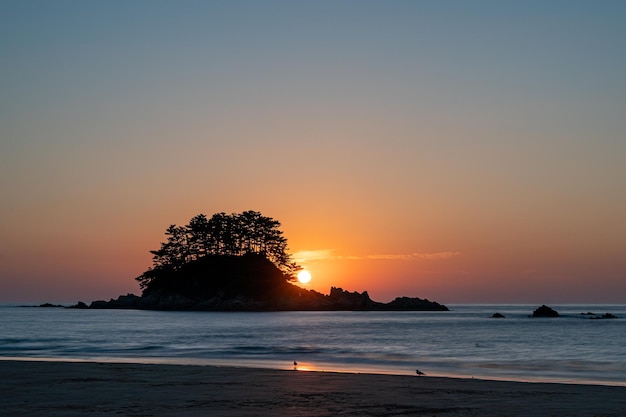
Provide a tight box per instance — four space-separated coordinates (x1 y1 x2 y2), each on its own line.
79 253 447 311
73 211 448 312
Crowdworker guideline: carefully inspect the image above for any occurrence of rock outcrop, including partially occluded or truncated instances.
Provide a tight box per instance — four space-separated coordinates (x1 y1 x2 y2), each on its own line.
384 296 448 311
68 254 448 312
532 305 559 317
590 313 618 320
80 286 448 312
67 301 89 309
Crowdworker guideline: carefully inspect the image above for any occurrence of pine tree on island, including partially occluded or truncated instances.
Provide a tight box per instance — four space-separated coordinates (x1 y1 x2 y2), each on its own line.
135 210 300 297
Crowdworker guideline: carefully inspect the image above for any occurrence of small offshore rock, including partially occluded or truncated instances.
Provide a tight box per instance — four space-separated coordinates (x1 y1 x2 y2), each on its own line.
67 301 89 309
591 313 618 320
532 305 559 317
39 303 64 308
491 313 505 318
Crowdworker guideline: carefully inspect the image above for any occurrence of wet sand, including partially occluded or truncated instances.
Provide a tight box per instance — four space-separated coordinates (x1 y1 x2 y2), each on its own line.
1 360 625 416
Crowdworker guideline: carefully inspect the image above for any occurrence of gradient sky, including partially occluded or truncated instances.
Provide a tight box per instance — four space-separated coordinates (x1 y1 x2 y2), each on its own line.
1 1 625 304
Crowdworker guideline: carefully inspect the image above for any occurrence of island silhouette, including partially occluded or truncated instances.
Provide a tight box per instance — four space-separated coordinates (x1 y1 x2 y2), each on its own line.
77 211 448 311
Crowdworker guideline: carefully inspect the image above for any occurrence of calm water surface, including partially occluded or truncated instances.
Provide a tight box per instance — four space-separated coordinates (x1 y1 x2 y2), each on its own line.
1 304 624 386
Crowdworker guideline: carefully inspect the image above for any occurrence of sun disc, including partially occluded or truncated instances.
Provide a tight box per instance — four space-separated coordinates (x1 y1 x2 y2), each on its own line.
297 270 312 284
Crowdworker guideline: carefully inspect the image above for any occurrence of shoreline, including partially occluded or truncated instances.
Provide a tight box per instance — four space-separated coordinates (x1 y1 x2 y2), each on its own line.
1 359 625 416
2 356 624 388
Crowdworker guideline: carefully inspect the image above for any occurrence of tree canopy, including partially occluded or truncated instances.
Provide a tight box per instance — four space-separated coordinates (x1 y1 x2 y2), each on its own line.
136 210 299 290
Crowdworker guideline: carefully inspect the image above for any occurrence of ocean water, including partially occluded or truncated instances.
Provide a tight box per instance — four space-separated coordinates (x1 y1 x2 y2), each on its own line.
1 304 624 386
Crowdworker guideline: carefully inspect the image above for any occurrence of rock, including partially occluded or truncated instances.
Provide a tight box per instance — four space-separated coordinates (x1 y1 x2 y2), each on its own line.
328 287 380 310
580 311 618 319
532 305 559 317
385 296 449 311
590 313 618 320
120 254 449 312
491 313 505 318
76 286 449 312
67 301 89 309
69 255 449 312
89 294 142 309
39 303 64 308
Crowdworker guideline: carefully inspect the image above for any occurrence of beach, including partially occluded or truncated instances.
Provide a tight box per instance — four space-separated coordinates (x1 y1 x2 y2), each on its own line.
1 360 624 416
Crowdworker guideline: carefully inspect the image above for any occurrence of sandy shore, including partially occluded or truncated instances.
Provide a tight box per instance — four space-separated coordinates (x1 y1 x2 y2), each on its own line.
1 360 624 417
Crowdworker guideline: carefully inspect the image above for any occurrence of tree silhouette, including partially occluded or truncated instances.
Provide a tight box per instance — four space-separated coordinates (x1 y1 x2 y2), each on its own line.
148 225 190 270
136 210 299 290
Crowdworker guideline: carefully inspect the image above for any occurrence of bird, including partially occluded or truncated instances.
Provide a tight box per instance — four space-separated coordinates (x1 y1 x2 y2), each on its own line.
415 369 425 376
293 361 298 370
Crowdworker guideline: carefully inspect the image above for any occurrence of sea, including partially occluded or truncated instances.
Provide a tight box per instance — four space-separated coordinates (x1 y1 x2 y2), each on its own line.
1 304 624 386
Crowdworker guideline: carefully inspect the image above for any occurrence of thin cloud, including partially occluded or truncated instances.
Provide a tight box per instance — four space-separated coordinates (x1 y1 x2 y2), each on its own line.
292 250 336 263
357 252 461 261
293 250 460 262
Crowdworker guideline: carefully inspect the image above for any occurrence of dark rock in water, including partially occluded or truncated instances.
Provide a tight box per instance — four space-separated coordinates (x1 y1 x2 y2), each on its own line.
67 301 89 309
532 305 559 317
75 255 448 312
90 294 142 309
590 313 618 320
579 311 618 319
327 287 379 310
385 296 448 311
39 303 64 308
491 313 505 318
89 286 449 312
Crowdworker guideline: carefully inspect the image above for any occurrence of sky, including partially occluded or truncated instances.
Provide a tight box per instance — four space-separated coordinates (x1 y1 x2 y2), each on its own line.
1 0 625 304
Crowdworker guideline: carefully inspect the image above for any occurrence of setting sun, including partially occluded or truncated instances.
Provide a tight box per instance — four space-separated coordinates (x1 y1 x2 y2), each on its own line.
297 270 312 284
